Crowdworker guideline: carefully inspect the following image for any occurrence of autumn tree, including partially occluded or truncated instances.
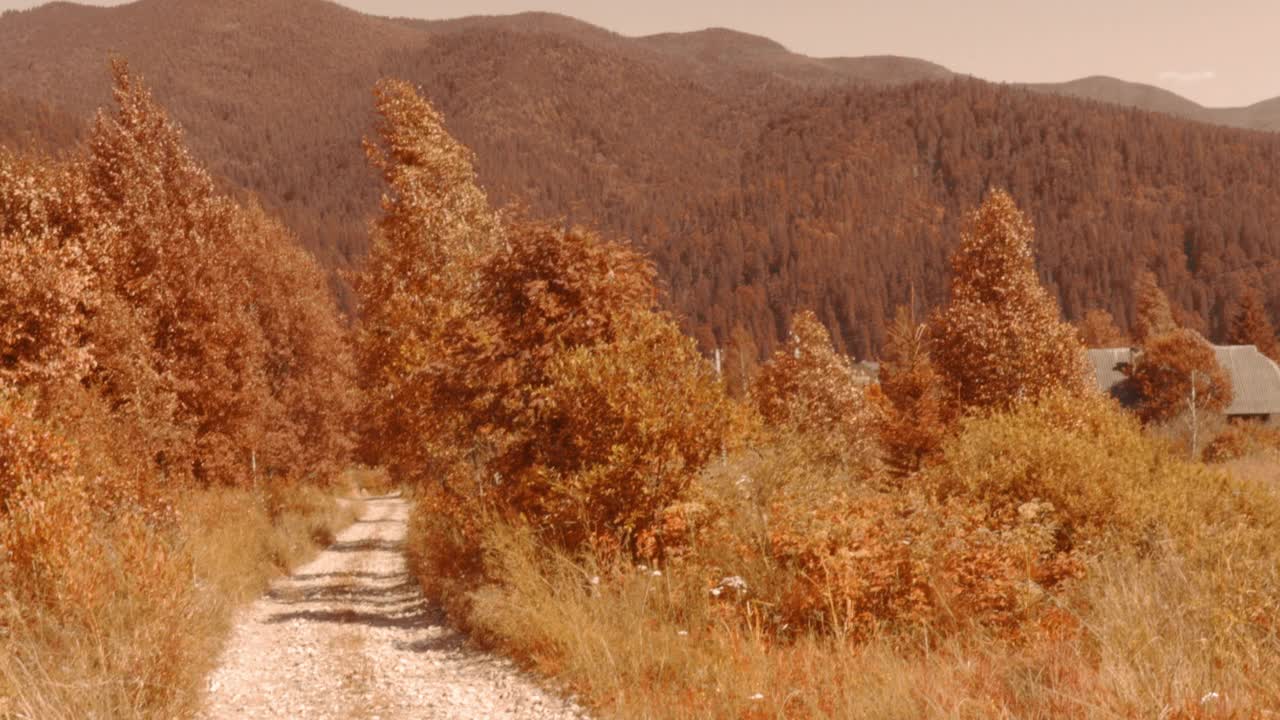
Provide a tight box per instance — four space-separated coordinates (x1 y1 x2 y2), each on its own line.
3 62 356 487
79 61 279 484
354 79 502 486
930 190 1090 412
1077 308 1130 348
473 219 657 436
233 204 356 481
752 310 879 471
875 305 951 476
1125 328 1232 457
0 149 93 393
1227 288 1280 363
1132 271 1178 345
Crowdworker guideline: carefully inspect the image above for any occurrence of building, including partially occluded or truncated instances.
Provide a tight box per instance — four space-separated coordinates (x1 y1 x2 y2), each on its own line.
1087 345 1280 422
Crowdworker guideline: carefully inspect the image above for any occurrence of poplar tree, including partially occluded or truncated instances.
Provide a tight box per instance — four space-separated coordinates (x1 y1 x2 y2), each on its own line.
354 79 502 486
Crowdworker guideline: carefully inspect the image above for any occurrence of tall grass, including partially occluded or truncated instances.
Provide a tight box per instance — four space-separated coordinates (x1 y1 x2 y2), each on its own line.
0 482 356 719
404 412 1280 720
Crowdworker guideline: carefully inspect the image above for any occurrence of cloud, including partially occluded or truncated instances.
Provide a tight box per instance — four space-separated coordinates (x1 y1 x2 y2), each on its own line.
1158 70 1216 83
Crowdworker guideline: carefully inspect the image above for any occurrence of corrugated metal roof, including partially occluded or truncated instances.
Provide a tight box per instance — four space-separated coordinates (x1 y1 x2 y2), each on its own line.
1085 345 1280 416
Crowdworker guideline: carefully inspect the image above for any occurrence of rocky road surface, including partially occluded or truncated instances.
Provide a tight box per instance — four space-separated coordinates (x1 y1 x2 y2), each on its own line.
199 494 587 720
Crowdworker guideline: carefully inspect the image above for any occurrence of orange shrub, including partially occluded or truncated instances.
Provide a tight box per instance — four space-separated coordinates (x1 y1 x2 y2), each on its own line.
509 311 732 553
920 390 1267 555
766 490 1079 640
1203 426 1250 463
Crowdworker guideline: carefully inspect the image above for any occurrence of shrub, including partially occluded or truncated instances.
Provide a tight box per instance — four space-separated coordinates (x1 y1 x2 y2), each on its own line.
920 390 1280 557
502 310 732 554
1203 426 1250 463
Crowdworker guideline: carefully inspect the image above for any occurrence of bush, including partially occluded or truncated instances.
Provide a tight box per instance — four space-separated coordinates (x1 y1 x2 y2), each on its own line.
499 311 732 554
1203 426 1250 463
922 390 1280 557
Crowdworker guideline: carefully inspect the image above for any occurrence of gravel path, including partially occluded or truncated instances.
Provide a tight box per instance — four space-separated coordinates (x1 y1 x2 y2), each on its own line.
199 494 588 720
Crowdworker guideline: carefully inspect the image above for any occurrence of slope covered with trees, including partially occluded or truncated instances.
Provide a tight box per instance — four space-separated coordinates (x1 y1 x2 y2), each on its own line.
4 0 1280 359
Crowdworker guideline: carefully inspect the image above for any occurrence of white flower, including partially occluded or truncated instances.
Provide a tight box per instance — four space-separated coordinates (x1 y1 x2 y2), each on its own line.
709 587 722 597
651 570 663 577
749 693 764 701
1201 691 1220 704
677 630 688 636
589 576 600 586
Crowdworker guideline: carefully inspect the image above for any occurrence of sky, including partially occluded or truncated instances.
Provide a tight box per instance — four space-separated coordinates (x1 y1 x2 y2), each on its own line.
2 0 1276 107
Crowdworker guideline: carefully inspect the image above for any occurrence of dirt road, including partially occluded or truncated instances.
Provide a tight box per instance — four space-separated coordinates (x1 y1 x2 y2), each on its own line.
199 495 587 720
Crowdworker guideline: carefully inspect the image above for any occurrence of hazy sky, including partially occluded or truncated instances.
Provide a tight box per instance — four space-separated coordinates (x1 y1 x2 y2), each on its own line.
3 0 1276 107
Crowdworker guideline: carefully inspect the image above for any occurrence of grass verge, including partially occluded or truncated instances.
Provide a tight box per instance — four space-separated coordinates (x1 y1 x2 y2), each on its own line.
0 480 357 719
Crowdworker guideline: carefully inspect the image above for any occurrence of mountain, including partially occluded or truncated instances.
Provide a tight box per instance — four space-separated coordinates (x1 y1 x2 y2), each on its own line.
1026 76 1280 132
4 0 1280 357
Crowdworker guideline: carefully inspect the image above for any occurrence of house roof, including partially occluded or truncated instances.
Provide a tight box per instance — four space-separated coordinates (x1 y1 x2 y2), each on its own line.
1086 345 1280 416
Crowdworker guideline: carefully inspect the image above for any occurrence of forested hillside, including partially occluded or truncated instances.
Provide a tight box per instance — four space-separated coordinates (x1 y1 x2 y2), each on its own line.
4 0 1280 355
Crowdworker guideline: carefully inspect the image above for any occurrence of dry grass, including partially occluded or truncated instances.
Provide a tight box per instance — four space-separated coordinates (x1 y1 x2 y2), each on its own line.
410 507 1280 719
405 419 1280 719
0 483 356 720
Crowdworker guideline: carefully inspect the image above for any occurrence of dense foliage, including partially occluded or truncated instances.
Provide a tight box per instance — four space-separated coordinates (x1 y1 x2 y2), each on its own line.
1 63 355 714
356 83 731 556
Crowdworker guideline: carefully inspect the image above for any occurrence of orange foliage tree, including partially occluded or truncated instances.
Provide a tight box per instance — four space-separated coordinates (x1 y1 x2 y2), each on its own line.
930 190 1090 412
234 204 355 480
875 305 951 476
355 78 502 486
0 149 94 392
82 61 277 484
1 61 354 489
353 82 732 554
1125 328 1232 456
474 220 731 551
1227 287 1280 363
1076 308 1129 348
510 310 732 551
752 310 879 471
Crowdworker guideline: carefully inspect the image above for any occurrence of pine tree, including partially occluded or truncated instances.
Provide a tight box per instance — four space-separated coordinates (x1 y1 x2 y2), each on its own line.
752 310 879 471
930 190 1090 411
1132 270 1178 345
1227 288 1280 363
876 305 950 476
